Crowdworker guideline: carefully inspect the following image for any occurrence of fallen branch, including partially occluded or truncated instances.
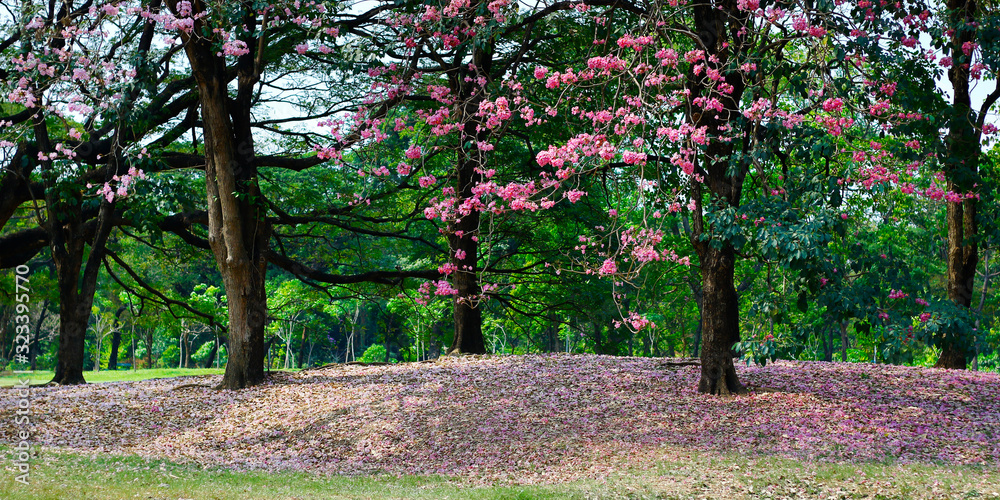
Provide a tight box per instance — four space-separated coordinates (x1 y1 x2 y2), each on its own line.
172 383 212 391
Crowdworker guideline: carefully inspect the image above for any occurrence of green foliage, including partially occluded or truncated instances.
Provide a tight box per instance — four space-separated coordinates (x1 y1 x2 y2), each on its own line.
358 344 393 364
158 345 180 369
192 341 225 367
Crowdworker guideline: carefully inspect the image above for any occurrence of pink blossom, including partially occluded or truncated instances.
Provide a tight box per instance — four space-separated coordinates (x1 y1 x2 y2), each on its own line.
434 280 457 295
622 150 646 165
221 40 250 57
808 26 827 37
822 98 844 113
565 190 585 203
598 258 617 276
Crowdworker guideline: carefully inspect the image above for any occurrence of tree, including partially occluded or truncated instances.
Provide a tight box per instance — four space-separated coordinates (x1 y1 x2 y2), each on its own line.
933 0 997 368
522 0 944 391
0 0 178 383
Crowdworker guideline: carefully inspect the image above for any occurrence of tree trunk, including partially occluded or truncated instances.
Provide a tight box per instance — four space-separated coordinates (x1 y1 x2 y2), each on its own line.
52 296 89 385
697 244 744 395
285 327 293 369
173 0 270 388
446 51 490 356
144 328 154 369
107 328 122 370
178 324 185 369
297 325 307 368
107 306 126 370
204 333 220 369
840 321 849 362
687 1 750 394
821 322 834 362
429 323 443 360
28 300 49 371
49 201 116 385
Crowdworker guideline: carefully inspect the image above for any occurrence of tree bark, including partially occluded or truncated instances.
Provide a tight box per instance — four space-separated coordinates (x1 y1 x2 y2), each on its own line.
52 291 89 385
172 0 270 388
28 299 49 371
107 328 122 370
106 306 126 370
697 244 744 395
688 1 750 394
446 45 491 356
204 332 220 369
297 325 307 368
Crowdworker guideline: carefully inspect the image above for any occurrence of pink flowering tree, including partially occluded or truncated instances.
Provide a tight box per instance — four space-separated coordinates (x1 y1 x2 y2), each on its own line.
918 0 998 368
841 0 999 368
0 0 163 383
512 0 954 392
313 0 651 354
1 0 426 386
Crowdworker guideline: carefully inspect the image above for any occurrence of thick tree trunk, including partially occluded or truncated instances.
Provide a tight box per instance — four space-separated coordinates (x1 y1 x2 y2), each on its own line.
174 0 269 388
687 1 750 394
821 322 834 362
221 264 268 386
449 243 485 354
938 192 977 369
592 322 605 355
52 297 88 385
446 47 490 356
697 245 744 395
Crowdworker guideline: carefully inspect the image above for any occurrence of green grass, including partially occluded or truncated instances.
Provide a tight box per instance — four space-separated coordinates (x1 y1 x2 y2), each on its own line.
1 448 998 499
0 450 569 500
0 368 226 386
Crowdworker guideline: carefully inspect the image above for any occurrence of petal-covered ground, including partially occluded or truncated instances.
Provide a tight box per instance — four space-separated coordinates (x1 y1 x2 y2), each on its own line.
1 354 998 484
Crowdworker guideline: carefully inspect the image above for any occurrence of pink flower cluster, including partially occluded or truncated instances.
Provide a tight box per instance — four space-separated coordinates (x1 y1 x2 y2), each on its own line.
89 167 146 203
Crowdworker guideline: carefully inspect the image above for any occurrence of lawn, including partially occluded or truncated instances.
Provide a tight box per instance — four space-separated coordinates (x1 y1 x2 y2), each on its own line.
0 368 226 387
2 447 997 499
